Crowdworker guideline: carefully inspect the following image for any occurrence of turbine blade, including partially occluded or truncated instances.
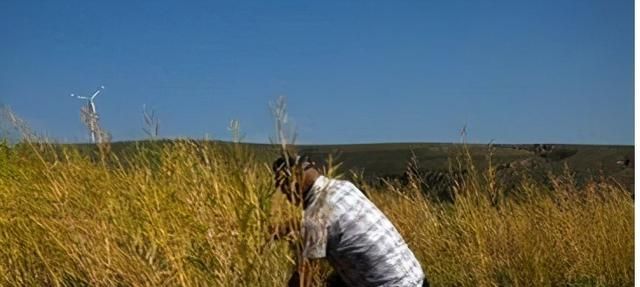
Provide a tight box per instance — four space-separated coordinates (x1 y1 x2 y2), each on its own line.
90 89 101 100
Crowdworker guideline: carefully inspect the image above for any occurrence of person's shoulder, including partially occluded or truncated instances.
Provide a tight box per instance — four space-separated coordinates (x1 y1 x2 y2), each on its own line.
313 176 351 195
326 179 371 207
327 178 357 191
337 179 368 198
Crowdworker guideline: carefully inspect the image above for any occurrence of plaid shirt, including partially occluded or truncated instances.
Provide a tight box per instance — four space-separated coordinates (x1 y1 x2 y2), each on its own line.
302 176 425 287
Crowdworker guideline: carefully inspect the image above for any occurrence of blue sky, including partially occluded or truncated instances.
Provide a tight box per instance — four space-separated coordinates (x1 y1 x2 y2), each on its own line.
0 0 634 144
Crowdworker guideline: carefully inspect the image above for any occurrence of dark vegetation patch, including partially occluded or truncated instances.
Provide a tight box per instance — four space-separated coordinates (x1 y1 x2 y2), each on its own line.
9 140 633 195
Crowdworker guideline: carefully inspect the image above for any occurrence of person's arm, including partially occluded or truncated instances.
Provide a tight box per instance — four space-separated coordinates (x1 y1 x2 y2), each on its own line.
301 217 328 259
287 259 329 287
269 218 327 287
266 220 327 258
266 216 328 260
266 218 300 241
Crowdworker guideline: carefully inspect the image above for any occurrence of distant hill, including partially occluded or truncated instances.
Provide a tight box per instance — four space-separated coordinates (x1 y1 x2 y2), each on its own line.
78 140 631 192
296 142 633 191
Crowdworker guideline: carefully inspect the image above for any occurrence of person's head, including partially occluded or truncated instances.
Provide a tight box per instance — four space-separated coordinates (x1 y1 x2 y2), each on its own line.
272 154 320 205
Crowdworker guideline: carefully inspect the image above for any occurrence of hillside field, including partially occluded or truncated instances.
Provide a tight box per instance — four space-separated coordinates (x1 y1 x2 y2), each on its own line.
95 140 634 192
0 139 633 286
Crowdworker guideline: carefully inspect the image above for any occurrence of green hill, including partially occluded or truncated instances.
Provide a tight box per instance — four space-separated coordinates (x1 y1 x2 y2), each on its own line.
63 140 633 192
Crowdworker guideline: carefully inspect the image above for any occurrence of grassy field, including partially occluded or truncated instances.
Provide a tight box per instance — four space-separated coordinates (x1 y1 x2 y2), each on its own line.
0 137 633 286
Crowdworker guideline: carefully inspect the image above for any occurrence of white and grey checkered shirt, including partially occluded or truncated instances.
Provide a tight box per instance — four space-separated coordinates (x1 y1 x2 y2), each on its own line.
302 176 425 287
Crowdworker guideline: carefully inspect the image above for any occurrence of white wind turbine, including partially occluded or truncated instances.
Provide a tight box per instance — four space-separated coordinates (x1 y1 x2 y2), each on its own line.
71 85 105 143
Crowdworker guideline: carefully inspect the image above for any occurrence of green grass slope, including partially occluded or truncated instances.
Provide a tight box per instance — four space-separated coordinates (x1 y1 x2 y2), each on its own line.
68 140 633 191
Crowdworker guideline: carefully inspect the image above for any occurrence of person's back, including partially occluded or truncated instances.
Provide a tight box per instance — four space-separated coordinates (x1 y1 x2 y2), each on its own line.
303 176 425 287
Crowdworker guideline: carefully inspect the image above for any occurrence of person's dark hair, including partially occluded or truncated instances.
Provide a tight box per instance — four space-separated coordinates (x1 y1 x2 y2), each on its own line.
272 154 313 188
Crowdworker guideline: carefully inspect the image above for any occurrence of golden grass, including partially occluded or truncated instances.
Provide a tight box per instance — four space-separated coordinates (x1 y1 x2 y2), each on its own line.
0 138 633 286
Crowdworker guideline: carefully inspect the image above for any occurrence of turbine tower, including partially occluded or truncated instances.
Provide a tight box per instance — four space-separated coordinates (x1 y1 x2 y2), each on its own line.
71 85 105 143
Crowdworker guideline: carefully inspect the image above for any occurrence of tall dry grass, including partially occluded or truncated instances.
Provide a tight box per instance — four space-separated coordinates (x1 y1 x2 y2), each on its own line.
0 108 633 286
375 154 634 286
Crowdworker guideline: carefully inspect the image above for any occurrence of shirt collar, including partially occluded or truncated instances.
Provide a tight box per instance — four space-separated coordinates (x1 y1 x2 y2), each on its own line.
304 175 330 209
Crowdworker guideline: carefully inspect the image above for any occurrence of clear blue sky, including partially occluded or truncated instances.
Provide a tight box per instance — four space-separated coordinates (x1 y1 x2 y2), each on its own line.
0 0 634 144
